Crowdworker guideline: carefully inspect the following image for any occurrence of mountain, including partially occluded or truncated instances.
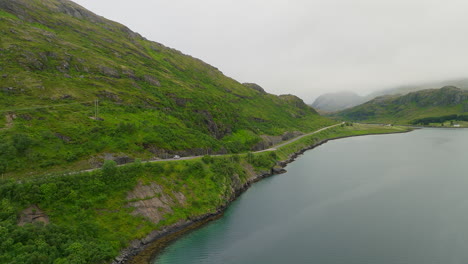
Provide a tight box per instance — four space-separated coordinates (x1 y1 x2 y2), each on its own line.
367 78 468 98
313 78 468 113
334 86 468 124
311 91 366 112
0 0 332 177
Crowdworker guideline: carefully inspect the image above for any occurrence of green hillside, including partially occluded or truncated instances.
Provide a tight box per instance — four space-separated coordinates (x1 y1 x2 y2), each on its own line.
0 0 332 178
334 86 468 125
0 1 416 264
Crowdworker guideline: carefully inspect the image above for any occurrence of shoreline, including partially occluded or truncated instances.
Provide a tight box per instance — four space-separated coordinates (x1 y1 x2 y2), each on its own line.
114 128 412 264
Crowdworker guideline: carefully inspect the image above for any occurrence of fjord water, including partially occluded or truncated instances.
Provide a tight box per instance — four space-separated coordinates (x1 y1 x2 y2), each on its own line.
153 128 468 264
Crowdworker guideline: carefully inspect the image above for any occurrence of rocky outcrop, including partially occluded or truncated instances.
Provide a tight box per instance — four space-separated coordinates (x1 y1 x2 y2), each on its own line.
126 182 186 224
97 90 121 102
55 132 71 143
3 113 16 129
194 110 232 139
143 75 161 87
99 66 120 78
251 131 303 151
242 83 266 94
112 138 336 264
18 205 49 226
251 135 282 151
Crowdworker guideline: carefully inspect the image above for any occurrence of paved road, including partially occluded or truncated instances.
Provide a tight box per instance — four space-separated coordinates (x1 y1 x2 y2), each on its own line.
256 122 343 152
69 122 343 175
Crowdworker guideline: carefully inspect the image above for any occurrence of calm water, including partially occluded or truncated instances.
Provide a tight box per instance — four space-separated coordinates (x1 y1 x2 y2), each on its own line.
153 128 468 264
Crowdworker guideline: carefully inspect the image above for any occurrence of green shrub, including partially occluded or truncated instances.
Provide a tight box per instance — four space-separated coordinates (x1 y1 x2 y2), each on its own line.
101 160 117 182
12 134 33 154
201 155 213 164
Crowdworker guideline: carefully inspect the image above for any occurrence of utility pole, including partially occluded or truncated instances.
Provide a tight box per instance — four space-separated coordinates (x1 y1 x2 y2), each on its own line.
94 99 99 120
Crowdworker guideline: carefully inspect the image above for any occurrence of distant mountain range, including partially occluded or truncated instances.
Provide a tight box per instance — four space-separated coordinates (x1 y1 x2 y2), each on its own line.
312 78 468 112
333 86 468 124
311 91 367 112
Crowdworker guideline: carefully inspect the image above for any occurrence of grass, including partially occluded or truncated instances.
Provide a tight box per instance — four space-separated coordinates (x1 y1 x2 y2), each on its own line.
0 123 409 263
0 1 334 178
0 1 412 263
334 87 468 125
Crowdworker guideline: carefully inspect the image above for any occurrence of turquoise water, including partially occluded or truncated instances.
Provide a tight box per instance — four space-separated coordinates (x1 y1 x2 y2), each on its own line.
153 128 468 264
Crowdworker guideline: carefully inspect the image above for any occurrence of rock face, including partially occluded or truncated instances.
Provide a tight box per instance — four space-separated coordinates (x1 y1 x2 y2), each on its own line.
126 182 186 224
143 75 161 87
18 205 49 226
251 131 303 151
242 83 266 94
112 138 334 264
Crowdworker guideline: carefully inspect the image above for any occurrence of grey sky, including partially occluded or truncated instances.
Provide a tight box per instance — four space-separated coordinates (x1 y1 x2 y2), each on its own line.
73 0 468 103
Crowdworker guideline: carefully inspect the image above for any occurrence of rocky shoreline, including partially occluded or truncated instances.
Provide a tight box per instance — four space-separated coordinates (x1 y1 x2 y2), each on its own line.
113 130 411 264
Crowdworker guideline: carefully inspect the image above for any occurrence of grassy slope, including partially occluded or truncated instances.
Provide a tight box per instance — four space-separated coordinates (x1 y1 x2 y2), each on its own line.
333 86 468 124
0 124 411 264
0 0 333 178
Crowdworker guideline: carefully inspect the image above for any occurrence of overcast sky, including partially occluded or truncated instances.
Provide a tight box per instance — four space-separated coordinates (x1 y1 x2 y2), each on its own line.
73 0 468 103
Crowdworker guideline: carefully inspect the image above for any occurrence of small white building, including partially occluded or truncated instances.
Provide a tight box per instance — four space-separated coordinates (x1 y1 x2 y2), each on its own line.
454 124 461 127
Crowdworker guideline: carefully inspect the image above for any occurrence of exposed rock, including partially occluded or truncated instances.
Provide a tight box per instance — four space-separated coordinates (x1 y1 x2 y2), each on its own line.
55 132 71 143
60 94 73 100
143 75 161 87
19 114 32 121
99 66 120 78
97 90 121 102
251 117 266 123
126 182 186 224
18 205 49 226
122 68 137 80
271 166 287 174
281 131 303 141
20 51 45 70
4 113 16 129
56 60 70 72
2 87 15 92
89 116 104 121
113 137 348 264
167 93 191 107
242 83 267 94
194 109 232 139
114 156 134 165
101 153 134 165
251 135 282 151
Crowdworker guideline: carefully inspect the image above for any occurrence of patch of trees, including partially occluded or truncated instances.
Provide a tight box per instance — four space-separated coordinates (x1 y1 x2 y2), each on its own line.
412 114 468 125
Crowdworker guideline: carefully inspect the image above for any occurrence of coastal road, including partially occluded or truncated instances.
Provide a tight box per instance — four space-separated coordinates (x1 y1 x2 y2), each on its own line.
256 122 343 153
145 122 342 160
68 122 343 175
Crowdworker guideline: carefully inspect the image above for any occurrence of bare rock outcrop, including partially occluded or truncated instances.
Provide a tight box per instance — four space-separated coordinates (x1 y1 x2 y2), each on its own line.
126 182 186 224
18 205 49 226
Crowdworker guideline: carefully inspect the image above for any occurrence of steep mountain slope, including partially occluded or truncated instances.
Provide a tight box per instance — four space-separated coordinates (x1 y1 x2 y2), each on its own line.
334 86 468 124
311 91 366 112
0 0 331 177
368 78 468 99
